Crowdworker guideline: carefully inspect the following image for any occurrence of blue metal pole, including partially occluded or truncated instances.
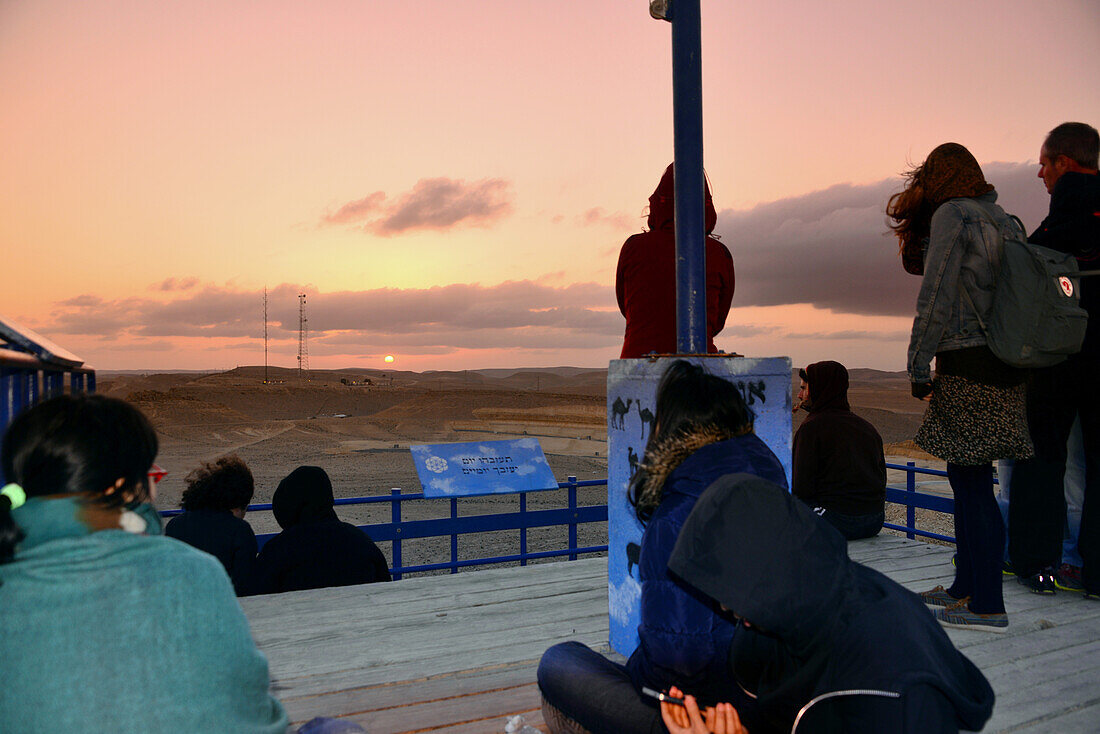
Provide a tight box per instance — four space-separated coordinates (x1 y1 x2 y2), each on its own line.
567 475 578 562
519 492 528 567
671 0 707 354
391 488 403 580
450 497 459 574
906 461 916 540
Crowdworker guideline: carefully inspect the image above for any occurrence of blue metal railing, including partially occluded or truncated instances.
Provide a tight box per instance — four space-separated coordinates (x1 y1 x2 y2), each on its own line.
885 461 956 543
161 462 965 579
1 348 96 431
162 476 610 581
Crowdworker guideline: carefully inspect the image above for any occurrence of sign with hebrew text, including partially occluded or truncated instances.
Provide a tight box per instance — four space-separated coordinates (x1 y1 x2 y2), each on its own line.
411 439 559 497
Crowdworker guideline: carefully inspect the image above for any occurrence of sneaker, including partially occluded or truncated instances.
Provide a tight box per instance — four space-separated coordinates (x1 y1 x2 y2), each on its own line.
1055 564 1084 593
919 585 969 608
952 554 1015 576
1017 568 1057 595
933 604 1008 632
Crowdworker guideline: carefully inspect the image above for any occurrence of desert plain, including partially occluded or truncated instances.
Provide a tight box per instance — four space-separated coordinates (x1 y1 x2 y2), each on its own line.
99 364 945 572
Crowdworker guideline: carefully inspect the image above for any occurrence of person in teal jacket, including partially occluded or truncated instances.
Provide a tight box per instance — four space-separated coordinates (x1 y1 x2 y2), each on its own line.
0 394 288 734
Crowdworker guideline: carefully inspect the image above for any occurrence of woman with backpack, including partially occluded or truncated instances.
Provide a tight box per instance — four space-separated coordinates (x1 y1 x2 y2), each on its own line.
887 142 1034 631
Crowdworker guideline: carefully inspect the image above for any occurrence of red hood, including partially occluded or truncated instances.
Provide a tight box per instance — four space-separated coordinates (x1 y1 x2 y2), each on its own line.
647 162 718 234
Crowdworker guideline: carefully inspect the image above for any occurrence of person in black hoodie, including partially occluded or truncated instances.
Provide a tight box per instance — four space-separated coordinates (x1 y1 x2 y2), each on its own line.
251 466 391 594
793 362 886 540
665 473 995 734
1008 122 1100 599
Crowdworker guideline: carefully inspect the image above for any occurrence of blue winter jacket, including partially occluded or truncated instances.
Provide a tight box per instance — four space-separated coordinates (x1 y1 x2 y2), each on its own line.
625 433 788 703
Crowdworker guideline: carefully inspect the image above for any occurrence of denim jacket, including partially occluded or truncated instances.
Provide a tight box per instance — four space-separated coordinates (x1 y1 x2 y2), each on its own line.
907 191 1016 383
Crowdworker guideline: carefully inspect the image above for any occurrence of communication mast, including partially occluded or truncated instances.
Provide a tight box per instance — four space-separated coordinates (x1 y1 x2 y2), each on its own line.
263 287 269 384
297 293 309 379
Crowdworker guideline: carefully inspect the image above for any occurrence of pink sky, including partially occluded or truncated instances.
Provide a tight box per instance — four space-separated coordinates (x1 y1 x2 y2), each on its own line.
2 1 1098 372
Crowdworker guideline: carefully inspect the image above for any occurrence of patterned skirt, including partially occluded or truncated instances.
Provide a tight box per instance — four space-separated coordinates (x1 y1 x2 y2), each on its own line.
915 374 1033 466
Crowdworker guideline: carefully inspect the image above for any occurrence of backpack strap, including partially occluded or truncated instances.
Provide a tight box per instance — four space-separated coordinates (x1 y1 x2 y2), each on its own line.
1012 212 1100 278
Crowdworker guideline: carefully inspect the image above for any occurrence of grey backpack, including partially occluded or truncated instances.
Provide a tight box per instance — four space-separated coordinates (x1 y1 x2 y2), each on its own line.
962 211 1088 368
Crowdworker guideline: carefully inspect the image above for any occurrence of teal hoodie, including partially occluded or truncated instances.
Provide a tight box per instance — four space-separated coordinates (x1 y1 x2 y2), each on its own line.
0 496 289 733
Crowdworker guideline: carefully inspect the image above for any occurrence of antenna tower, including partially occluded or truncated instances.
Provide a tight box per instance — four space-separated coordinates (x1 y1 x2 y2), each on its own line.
297 293 309 378
263 287 269 384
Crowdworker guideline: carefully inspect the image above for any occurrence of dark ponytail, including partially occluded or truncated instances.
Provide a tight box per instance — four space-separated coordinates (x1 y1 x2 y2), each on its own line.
0 394 158 564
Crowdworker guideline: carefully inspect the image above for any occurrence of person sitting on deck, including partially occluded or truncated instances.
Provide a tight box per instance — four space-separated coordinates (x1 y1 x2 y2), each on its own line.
616 163 735 358
165 453 258 595
660 474 995 734
251 465 391 594
792 361 886 540
537 360 787 734
0 395 288 733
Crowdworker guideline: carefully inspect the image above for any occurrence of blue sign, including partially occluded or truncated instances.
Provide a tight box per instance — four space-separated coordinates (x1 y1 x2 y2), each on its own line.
411 439 559 497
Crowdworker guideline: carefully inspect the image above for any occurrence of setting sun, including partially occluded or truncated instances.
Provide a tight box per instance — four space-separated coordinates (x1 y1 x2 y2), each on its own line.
384 355 395 363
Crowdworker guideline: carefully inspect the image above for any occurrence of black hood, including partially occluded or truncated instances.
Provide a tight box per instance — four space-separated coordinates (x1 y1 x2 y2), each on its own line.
668 474 995 731
804 361 850 413
272 465 339 529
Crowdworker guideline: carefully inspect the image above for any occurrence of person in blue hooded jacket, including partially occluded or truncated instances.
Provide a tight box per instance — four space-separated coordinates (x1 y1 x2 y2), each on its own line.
538 360 787 734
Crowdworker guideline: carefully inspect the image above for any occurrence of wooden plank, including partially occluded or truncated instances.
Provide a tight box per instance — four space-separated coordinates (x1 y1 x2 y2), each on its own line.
281 660 539 723
242 533 1100 733
1015 701 1100 734
271 618 610 698
241 558 608 620
339 682 544 733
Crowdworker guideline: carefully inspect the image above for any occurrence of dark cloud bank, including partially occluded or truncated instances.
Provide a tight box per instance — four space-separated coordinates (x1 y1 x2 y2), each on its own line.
717 161 1045 317
50 162 1049 354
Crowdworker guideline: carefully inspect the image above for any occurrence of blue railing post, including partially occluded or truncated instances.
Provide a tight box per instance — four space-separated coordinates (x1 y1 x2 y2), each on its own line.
391 488 403 580
671 0 707 354
519 493 528 567
450 497 459 574
45 371 63 399
906 461 916 540
567 476 578 561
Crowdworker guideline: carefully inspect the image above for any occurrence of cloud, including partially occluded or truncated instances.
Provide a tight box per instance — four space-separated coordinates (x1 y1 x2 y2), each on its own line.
322 192 386 224
323 177 513 235
151 277 199 292
783 328 910 341
578 207 634 229
41 280 622 355
716 161 1047 317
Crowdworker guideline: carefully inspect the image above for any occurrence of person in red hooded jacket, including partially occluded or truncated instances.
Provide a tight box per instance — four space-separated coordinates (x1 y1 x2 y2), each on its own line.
615 163 735 358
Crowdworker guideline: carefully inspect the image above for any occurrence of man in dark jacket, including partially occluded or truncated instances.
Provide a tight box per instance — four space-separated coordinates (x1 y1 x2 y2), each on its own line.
616 163 735 357
793 361 886 539
1008 122 1100 599
667 474 995 734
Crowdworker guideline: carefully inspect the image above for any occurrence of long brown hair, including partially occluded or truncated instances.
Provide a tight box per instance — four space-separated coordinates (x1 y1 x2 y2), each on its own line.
887 143 993 276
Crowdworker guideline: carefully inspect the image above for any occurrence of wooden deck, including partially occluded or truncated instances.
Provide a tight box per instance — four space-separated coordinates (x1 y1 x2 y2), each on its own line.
241 534 1100 733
